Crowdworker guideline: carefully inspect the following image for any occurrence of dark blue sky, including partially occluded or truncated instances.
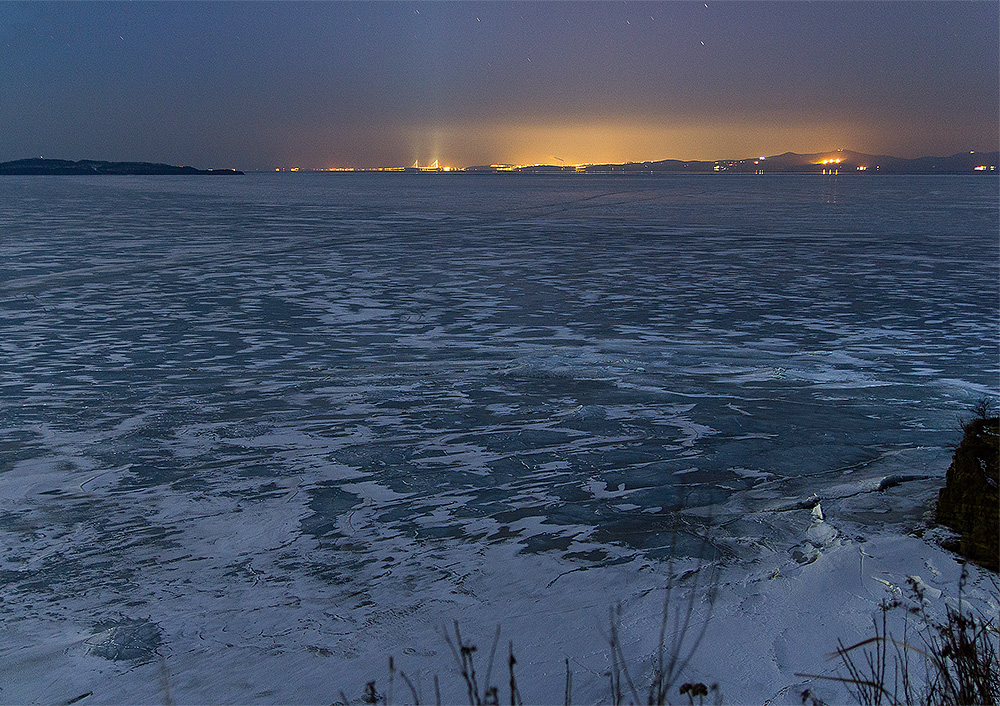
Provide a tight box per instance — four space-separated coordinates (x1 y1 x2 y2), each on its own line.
1 1 997 169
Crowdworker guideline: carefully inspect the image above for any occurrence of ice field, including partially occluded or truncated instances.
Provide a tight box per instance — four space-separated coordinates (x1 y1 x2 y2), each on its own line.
0 173 996 703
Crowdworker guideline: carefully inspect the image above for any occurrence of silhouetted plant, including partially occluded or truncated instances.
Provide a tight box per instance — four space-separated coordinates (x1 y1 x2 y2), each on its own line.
438 622 517 706
365 528 719 706
799 567 999 706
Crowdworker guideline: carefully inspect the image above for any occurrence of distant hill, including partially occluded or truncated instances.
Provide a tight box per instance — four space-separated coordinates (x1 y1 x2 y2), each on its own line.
693 149 999 174
0 158 243 175
466 150 999 175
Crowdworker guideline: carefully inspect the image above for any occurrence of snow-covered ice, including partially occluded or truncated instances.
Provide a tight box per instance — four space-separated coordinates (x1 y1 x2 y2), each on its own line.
0 173 996 703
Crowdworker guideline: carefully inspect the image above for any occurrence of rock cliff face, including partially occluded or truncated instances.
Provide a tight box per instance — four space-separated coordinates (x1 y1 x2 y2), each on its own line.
936 415 999 571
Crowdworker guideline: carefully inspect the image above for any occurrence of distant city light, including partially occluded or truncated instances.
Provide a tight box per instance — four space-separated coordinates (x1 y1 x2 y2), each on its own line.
269 152 991 175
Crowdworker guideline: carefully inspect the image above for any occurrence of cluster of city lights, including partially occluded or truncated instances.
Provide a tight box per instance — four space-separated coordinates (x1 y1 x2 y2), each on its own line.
268 156 996 174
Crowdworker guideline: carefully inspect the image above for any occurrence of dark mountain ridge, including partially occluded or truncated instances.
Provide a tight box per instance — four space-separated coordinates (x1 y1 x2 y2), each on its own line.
468 150 999 174
0 158 243 175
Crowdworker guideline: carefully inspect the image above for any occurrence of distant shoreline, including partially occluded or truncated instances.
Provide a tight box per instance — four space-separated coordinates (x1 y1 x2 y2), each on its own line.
254 168 1000 176
4 149 996 176
268 149 998 175
0 158 243 175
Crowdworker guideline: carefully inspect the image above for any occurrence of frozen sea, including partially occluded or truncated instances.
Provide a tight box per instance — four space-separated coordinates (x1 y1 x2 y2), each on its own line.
0 173 997 704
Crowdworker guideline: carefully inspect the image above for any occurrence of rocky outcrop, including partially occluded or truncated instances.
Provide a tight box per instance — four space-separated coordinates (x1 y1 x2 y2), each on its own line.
936 416 999 571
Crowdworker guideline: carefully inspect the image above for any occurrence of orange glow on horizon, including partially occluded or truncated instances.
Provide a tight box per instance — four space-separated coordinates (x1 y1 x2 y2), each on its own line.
393 119 871 168
283 118 977 170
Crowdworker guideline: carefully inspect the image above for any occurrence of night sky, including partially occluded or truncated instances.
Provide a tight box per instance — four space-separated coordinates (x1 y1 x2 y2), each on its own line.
2 1 997 170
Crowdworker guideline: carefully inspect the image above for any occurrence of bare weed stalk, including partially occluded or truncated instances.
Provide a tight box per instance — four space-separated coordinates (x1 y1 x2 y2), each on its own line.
364 524 720 705
606 531 720 706
799 567 999 706
440 621 511 706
